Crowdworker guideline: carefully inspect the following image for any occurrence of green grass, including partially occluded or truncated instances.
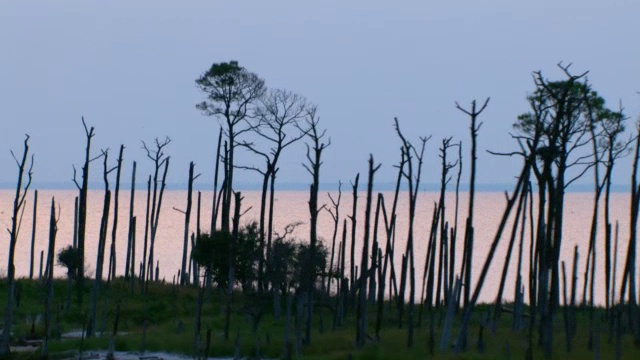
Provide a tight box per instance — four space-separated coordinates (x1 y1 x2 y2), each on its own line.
1 278 639 359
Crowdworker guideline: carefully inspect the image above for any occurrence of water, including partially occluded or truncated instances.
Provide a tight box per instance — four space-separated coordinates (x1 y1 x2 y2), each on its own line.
0 189 633 304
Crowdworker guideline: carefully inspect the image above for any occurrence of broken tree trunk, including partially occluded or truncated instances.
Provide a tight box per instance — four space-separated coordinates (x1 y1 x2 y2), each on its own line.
125 161 136 279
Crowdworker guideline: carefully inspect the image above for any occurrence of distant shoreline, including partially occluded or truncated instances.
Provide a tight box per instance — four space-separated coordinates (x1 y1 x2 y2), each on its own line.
0 182 632 193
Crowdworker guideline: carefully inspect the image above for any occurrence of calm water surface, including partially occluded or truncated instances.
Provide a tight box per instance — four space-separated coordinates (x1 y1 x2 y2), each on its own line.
0 189 632 304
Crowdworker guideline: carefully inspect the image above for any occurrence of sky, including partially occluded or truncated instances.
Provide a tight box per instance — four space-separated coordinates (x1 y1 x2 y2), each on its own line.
1 0 639 191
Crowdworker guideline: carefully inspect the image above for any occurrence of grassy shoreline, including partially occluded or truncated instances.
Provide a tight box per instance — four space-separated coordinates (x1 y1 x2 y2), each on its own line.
1 278 639 359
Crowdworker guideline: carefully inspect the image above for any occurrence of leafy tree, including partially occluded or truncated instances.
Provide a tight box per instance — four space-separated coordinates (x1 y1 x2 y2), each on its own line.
512 64 619 356
192 222 261 291
57 245 82 280
57 245 81 311
195 61 266 232
267 236 329 293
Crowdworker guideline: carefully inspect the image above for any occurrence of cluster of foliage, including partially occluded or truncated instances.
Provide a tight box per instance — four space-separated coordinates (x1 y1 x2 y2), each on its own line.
191 221 328 293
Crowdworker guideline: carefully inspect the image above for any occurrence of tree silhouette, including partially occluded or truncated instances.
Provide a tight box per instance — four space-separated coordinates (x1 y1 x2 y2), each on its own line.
237 88 313 292
0 135 33 356
195 61 266 232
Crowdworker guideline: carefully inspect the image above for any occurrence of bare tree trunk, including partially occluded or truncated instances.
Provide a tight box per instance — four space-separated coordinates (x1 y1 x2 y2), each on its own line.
393 118 428 349
302 112 328 345
129 217 137 290
266 169 278 290
75 119 95 306
125 161 136 279
455 158 529 353
73 196 78 249
141 176 151 287
194 191 202 286
369 194 382 304
42 197 58 358
108 144 124 282
29 190 38 280
620 129 640 344
257 168 270 292
221 139 232 233
356 156 380 348
180 162 195 285
87 152 113 337
146 144 170 288
337 220 348 328
451 142 463 294
0 135 33 357
211 127 223 234
493 181 527 321
457 98 489 310
326 182 342 296
349 174 360 304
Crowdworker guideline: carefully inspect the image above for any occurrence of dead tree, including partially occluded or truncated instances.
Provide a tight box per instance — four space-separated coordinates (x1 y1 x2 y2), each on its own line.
456 97 490 309
141 175 152 286
142 137 171 287
581 101 607 307
593 108 632 305
238 89 312 292
87 149 116 337
0 135 33 357
356 155 381 349
325 182 343 294
376 172 402 339
108 144 125 282
348 173 360 305
72 118 96 305
513 64 604 356
455 155 532 353
394 118 429 348
621 119 640 311
450 142 463 294
125 161 137 279
41 198 58 358
176 162 199 285
302 108 329 345
211 127 223 234
435 138 458 307
29 190 38 279
600 108 629 313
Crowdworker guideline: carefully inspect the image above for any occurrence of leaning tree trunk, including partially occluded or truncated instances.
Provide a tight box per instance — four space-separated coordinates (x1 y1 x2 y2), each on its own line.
455 157 530 353
211 127 223 234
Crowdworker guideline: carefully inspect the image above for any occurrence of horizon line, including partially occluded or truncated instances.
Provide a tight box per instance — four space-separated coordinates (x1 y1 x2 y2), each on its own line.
0 181 633 193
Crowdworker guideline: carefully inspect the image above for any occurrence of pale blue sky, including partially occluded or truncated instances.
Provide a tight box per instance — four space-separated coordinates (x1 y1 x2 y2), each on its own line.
1 1 638 190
